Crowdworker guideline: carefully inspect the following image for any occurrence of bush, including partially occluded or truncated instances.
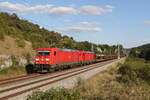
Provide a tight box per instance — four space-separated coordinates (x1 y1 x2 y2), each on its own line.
11 55 19 66
0 31 5 40
24 52 32 64
129 44 150 61
0 65 26 77
17 40 25 48
118 63 137 82
139 65 150 83
117 58 150 84
0 68 7 74
145 50 150 61
27 88 82 100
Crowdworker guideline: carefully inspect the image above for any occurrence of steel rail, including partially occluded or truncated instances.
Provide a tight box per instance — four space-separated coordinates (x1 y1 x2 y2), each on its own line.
0 60 113 93
0 74 42 86
0 59 108 86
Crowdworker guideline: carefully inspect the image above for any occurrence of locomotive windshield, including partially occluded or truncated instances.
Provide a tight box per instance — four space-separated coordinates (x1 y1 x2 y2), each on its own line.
37 50 50 56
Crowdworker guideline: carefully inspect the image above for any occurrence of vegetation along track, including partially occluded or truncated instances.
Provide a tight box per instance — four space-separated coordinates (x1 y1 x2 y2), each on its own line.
0 59 116 100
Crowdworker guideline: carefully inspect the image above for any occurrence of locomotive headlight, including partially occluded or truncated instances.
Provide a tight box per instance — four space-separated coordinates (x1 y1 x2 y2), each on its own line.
45 58 50 61
35 58 39 61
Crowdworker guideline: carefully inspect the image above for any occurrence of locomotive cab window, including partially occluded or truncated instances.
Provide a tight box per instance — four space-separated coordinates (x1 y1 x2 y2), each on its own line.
54 51 56 56
37 50 50 56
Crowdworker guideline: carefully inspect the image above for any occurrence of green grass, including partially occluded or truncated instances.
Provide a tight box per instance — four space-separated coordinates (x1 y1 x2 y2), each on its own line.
27 58 150 100
0 66 26 79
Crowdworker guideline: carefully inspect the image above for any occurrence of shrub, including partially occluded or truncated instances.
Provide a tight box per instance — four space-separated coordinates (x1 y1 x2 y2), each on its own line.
117 58 150 84
0 68 7 74
0 31 5 40
17 40 25 48
0 65 26 78
139 65 150 83
27 88 83 100
11 55 19 66
24 52 32 64
118 63 137 82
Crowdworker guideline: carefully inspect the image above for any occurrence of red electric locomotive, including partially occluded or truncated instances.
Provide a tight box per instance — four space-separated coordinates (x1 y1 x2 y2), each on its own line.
34 48 96 72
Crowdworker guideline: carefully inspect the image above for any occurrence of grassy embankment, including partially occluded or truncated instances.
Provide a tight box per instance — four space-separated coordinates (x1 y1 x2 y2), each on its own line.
0 53 30 79
0 53 33 79
0 66 26 79
0 36 33 79
27 58 150 100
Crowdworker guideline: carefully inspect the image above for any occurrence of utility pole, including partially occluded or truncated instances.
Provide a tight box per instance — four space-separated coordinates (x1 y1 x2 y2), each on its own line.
118 44 120 59
91 44 94 52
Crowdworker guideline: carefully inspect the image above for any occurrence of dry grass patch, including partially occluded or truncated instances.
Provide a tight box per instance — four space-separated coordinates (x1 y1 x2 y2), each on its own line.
73 58 150 100
0 36 34 56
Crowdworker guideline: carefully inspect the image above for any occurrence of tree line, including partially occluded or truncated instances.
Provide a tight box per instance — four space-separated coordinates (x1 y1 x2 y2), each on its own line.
129 44 150 61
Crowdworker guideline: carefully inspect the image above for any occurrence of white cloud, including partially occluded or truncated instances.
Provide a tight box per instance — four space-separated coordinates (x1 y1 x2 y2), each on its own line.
79 21 100 26
105 5 114 9
57 26 102 33
0 2 114 16
48 7 77 16
57 21 102 33
144 21 150 25
78 5 113 15
0 2 53 13
0 2 76 16
142 40 150 42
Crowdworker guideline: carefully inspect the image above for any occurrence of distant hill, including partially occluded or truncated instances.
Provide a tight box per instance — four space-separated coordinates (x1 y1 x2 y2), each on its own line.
124 48 131 55
138 43 150 49
129 43 150 61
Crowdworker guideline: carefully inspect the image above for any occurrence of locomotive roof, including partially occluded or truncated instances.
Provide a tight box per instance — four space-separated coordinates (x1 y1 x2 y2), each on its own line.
58 48 94 53
58 48 77 52
36 48 52 50
36 48 94 53
84 51 94 53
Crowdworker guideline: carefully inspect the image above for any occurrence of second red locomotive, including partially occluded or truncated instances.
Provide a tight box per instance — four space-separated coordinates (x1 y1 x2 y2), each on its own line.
34 48 96 72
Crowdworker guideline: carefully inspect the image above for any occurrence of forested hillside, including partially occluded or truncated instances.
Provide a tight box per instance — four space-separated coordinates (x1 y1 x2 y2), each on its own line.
0 12 126 79
129 44 150 61
0 12 125 55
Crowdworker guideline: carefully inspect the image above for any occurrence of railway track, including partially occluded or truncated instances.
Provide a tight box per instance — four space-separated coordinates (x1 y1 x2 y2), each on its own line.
0 74 42 86
0 59 108 86
0 59 116 100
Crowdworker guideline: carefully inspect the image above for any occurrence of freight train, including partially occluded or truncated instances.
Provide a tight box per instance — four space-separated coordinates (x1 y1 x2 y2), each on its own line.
33 48 119 73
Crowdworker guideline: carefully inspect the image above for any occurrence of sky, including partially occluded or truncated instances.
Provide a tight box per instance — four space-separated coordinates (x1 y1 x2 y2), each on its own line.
0 0 150 48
